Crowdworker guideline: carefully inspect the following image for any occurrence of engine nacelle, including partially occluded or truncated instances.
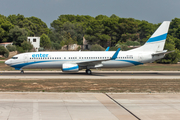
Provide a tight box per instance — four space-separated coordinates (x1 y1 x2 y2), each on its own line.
62 63 79 72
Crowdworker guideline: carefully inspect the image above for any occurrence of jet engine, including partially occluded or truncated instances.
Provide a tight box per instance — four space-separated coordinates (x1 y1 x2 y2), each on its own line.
62 63 79 72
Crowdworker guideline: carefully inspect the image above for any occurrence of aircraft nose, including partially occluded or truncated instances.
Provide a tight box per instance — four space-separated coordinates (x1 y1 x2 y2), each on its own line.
5 60 9 65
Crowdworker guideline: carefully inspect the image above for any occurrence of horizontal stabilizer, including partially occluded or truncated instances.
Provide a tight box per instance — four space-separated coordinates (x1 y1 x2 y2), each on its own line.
152 50 174 56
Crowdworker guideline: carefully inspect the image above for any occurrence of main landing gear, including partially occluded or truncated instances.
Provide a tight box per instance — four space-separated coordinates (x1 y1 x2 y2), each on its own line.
86 69 92 75
20 70 24 74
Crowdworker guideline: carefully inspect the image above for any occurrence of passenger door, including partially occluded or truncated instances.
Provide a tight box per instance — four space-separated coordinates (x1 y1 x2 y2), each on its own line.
138 53 143 62
24 54 28 63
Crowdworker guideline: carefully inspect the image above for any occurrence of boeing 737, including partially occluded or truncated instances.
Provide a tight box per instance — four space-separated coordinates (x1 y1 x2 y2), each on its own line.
5 21 171 74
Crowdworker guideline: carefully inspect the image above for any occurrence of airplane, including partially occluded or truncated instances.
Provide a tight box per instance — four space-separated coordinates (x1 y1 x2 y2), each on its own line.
5 21 171 74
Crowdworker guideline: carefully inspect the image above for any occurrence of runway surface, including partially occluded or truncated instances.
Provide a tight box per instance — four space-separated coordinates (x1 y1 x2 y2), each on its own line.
0 92 180 120
0 71 180 79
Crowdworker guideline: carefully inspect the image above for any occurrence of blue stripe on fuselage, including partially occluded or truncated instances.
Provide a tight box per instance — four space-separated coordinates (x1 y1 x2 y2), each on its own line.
118 60 143 65
146 33 167 43
11 60 53 69
10 59 143 69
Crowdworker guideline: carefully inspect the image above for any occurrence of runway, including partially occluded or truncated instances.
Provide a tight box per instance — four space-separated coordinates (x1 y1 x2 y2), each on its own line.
0 71 180 79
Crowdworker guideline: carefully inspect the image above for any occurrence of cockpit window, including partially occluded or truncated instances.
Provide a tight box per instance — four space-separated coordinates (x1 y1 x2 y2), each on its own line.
11 57 18 59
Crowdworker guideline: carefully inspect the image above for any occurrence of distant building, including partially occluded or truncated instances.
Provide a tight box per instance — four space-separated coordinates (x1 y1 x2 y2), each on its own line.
82 37 91 50
61 44 80 51
27 37 40 52
0 42 13 48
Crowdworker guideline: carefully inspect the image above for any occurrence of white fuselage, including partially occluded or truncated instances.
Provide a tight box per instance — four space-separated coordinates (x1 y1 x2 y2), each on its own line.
5 51 164 70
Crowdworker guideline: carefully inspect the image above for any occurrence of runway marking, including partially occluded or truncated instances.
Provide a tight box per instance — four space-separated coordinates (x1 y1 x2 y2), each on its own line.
105 93 141 120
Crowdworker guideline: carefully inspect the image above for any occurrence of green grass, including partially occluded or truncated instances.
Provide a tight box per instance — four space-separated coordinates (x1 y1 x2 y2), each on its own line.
0 61 4 63
0 58 5 60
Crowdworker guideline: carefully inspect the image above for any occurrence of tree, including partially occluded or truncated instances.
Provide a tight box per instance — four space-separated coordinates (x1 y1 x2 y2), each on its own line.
157 35 180 64
0 14 14 43
40 34 51 49
6 44 16 52
9 26 28 46
89 44 105 51
21 41 33 52
0 46 9 58
51 42 61 50
62 32 77 50
7 14 49 36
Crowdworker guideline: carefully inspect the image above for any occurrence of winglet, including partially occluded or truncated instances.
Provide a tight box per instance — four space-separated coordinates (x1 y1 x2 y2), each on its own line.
105 47 110 51
111 48 120 60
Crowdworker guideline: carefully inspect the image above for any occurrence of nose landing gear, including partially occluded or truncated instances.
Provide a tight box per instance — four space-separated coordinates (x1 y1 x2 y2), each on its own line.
20 70 24 74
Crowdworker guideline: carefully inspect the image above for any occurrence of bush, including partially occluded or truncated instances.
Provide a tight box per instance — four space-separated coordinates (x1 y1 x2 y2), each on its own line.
21 41 33 52
38 47 44 51
16 46 24 53
51 42 61 50
40 34 51 49
89 44 105 51
109 46 118 51
0 46 9 58
125 41 140 46
6 45 16 52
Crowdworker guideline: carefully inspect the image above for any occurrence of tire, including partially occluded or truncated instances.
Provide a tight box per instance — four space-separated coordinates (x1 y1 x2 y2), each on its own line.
86 69 92 75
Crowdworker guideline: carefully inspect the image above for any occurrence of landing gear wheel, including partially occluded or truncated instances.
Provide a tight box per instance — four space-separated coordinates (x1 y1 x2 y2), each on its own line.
86 69 92 75
20 70 24 74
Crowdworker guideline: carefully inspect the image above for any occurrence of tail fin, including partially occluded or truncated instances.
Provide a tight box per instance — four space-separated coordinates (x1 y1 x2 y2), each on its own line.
130 21 170 52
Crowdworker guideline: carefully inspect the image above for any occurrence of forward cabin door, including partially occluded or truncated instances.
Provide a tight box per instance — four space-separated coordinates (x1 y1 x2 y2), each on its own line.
24 54 28 63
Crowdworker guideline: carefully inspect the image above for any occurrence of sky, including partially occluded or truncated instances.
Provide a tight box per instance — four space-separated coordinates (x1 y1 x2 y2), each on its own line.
0 0 180 27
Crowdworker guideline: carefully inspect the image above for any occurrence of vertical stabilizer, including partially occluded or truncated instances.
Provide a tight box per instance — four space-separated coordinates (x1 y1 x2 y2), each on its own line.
130 21 170 52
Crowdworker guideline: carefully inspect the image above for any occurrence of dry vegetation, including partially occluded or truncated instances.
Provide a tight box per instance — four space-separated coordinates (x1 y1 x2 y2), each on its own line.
0 79 180 93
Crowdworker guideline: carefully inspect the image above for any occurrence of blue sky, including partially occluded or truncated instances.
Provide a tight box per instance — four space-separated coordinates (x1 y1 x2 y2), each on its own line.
0 0 180 27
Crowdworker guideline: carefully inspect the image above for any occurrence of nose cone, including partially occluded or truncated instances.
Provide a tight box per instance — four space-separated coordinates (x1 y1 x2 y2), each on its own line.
5 60 10 65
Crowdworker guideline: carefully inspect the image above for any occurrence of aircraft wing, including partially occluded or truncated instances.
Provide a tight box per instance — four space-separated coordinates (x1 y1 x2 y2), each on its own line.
75 48 120 68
